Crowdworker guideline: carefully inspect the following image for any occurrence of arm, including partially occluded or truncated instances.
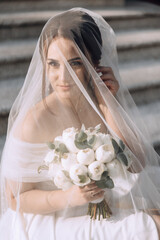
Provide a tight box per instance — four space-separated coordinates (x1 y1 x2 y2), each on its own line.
6 180 104 214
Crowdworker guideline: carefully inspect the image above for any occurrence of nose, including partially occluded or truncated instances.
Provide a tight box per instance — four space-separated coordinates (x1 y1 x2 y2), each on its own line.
59 64 72 84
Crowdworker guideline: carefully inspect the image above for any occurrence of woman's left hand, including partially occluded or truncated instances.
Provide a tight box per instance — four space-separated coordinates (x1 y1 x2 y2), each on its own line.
96 66 119 96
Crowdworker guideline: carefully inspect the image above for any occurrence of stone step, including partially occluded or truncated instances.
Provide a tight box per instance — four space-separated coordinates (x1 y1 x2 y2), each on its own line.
0 59 160 136
138 100 160 155
0 0 125 13
1 29 160 80
0 77 23 136
119 60 160 105
0 9 160 41
117 29 160 62
0 135 6 159
0 0 125 10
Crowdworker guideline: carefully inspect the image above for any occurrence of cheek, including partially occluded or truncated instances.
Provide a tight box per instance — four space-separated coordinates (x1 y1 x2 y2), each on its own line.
75 68 86 85
47 67 58 82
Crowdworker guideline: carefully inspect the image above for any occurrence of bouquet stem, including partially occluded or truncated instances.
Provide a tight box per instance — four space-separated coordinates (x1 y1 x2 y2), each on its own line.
87 199 112 220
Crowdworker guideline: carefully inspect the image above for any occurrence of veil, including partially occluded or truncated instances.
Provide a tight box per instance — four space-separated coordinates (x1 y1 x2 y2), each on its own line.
0 7 160 239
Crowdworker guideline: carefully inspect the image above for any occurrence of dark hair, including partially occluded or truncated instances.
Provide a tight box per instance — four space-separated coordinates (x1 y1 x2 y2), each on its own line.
39 10 102 112
40 10 102 64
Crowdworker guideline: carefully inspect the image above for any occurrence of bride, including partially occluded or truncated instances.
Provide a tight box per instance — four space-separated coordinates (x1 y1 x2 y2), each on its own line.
0 8 160 240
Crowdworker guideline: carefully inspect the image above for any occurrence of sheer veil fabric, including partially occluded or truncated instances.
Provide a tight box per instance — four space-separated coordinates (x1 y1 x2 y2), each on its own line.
0 7 160 239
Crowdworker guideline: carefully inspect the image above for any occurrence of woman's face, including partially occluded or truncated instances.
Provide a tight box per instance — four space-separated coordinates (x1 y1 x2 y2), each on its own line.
47 37 88 100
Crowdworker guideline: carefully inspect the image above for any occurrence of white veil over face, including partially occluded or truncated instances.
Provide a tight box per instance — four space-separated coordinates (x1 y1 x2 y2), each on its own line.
0 7 160 239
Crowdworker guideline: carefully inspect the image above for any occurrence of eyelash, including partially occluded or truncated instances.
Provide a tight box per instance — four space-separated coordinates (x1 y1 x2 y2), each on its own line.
48 61 82 67
70 61 82 67
48 62 59 67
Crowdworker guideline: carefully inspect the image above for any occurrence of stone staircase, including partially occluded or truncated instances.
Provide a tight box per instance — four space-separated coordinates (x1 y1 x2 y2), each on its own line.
0 2 160 158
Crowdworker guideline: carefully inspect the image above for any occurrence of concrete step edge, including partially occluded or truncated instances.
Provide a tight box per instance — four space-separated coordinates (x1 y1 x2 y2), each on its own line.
1 29 160 62
119 60 160 91
0 8 160 26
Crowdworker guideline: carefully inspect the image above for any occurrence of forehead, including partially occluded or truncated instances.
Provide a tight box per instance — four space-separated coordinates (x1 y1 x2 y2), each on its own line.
47 37 79 59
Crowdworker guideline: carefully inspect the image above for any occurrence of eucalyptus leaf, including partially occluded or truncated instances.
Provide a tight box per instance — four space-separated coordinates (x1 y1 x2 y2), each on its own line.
119 140 125 151
46 142 55 150
74 140 91 149
95 124 101 132
59 143 69 155
75 131 87 143
117 152 128 166
78 175 86 183
95 176 114 189
38 165 49 174
111 139 119 154
88 135 96 145
105 177 114 189
81 124 85 131
101 171 109 179
55 147 60 152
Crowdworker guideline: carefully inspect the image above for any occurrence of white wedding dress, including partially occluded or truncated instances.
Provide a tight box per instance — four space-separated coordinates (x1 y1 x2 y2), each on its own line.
0 136 159 240
0 194 159 240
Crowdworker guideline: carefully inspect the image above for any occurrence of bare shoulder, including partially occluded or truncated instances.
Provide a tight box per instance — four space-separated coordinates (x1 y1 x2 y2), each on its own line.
21 95 57 143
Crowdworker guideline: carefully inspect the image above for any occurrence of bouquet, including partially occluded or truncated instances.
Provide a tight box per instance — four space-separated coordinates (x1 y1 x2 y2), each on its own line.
38 124 132 220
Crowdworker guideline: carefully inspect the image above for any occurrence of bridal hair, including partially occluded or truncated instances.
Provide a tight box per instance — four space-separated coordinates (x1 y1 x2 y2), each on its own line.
39 10 103 111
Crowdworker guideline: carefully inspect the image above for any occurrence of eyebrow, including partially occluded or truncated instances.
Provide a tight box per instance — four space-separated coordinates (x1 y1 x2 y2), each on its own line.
47 57 81 62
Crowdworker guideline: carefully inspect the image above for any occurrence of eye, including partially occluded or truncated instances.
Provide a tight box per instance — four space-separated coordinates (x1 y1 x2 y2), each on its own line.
70 61 82 67
48 61 60 67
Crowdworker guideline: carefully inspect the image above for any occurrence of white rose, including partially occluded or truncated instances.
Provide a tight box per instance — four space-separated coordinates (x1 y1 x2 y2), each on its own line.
107 159 138 195
61 153 77 171
106 159 125 180
54 170 73 191
95 144 114 163
92 133 112 150
62 127 77 140
44 150 59 166
69 164 90 186
77 148 95 165
92 134 103 150
48 163 62 179
62 127 79 153
88 161 105 180
54 136 63 147
101 134 113 145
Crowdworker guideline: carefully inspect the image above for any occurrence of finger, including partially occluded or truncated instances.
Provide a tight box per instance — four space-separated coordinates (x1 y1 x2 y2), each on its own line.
96 66 113 73
91 188 105 196
82 184 98 192
102 79 117 85
89 190 105 201
101 73 115 81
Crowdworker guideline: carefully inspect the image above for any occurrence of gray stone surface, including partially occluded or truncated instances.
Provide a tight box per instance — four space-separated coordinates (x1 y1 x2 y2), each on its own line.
0 9 160 41
138 100 160 145
0 135 6 159
1 29 160 80
0 0 125 13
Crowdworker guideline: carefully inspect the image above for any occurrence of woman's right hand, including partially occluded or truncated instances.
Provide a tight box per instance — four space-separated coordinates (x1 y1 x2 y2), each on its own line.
66 181 105 207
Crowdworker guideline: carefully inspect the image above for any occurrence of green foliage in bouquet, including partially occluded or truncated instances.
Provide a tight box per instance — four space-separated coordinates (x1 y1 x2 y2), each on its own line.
112 139 128 167
56 143 69 156
75 130 93 149
95 171 114 189
37 165 49 174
